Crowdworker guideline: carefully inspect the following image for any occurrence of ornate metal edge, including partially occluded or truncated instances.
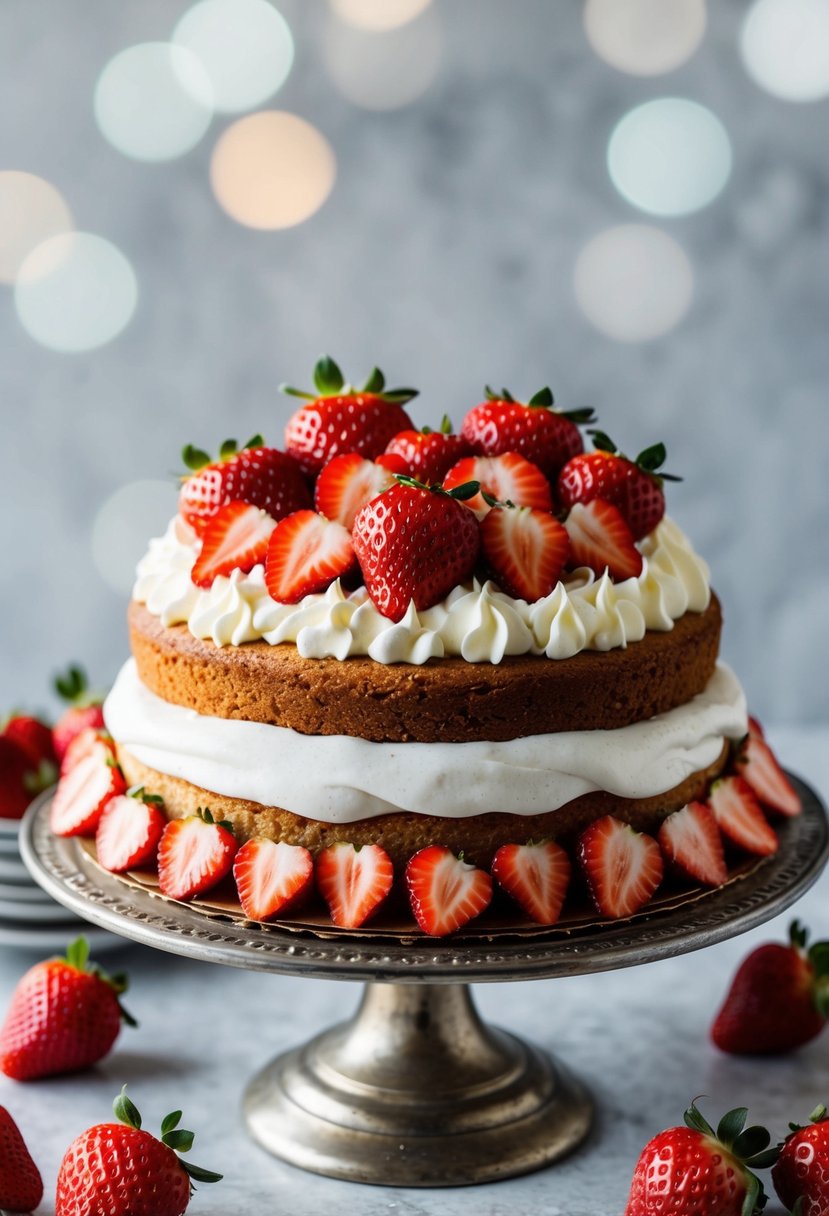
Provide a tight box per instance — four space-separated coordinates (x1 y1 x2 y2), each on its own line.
20 778 829 984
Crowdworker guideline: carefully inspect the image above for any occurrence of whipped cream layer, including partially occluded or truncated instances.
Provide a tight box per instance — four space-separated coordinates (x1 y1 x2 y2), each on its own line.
105 660 746 824
133 516 711 665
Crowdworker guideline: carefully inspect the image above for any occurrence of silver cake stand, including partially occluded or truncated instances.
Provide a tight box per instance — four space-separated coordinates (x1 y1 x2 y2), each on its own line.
21 780 829 1188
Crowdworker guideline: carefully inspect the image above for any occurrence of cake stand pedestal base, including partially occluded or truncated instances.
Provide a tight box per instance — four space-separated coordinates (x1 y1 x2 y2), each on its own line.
243 980 592 1186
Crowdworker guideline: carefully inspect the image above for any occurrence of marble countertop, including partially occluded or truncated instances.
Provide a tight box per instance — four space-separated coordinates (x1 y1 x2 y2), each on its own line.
1 723 827 1216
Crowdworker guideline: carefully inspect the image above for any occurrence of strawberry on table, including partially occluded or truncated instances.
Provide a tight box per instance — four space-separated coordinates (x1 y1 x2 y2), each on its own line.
735 733 801 818
2 712 55 769
491 840 570 925
0 736 38 819
157 810 237 902
50 742 126 837
384 415 471 483
190 501 276 588
405 845 493 937
772 1104 829 1216
708 776 779 857
265 510 356 603
53 664 106 763
564 498 643 582
443 451 553 516
179 436 310 537
234 838 314 922
0 1106 43 1213
460 385 594 479
558 430 680 541
480 505 570 601
314 451 403 530
96 786 167 874
658 801 729 888
315 842 393 929
577 816 663 919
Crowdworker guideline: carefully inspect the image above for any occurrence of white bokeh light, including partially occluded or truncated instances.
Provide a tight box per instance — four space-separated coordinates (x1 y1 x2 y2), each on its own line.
574 225 694 343
740 0 829 102
0 173 73 285
608 98 732 216
329 0 432 31
584 0 707 76
173 0 294 114
322 9 441 110
94 42 213 162
92 481 178 595
15 233 138 353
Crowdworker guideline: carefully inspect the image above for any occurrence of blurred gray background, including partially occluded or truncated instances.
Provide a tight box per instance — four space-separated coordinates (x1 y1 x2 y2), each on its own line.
0 0 826 723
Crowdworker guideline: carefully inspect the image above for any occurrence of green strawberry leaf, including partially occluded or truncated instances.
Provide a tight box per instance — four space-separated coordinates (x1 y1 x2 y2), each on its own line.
527 386 554 408
243 434 264 450
439 414 453 434
733 1125 770 1159
560 406 597 423
182 444 212 472
717 1106 749 1145
362 367 385 393
219 439 238 459
313 355 345 396
114 1085 142 1130
279 383 315 400
381 387 419 404
161 1110 183 1136
635 442 667 472
65 936 91 972
587 429 618 455
684 1100 715 1138
163 1128 196 1153
180 1161 224 1184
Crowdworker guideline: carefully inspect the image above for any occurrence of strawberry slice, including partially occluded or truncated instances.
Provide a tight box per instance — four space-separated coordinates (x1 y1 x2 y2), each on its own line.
315 842 394 929
233 838 314 922
157 810 237 901
747 715 764 740
491 841 571 925
405 845 493 936
265 510 355 603
577 816 663 919
314 453 401 530
735 735 801 818
443 453 553 516
60 727 116 776
50 747 126 838
708 777 779 857
190 501 276 589
564 498 643 581
95 787 166 873
658 801 729 888
480 505 570 601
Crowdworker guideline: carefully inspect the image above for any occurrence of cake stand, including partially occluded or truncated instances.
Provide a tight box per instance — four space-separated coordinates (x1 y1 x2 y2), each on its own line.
21 779 829 1188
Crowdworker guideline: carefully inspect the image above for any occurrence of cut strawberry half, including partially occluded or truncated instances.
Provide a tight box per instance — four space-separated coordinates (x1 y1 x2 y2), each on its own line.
265 510 355 604
405 845 493 937
157 810 237 901
658 801 729 888
314 453 399 530
60 727 115 776
564 498 643 582
491 841 570 925
577 816 663 919
233 838 314 922
735 735 801 818
50 748 126 838
315 842 393 929
443 453 553 516
190 501 276 589
708 777 779 856
480 505 570 601
95 787 166 873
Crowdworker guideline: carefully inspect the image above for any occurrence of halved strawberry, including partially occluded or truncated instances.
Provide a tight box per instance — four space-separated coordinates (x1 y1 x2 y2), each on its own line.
405 845 493 937
564 498 643 581
480 505 570 601
60 727 116 777
658 802 729 888
384 417 471 483
315 842 394 929
735 735 801 818
50 747 126 838
190 501 276 589
708 777 779 857
233 838 314 922
314 453 401 530
265 510 355 604
491 841 570 925
577 816 663 919
95 787 166 874
443 452 552 516
157 810 237 901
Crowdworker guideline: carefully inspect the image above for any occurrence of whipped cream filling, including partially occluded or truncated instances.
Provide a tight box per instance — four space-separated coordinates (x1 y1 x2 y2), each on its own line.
132 516 711 665
104 661 747 824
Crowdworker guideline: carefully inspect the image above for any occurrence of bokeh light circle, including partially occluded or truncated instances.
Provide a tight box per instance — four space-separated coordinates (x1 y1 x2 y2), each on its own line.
584 0 707 76
322 9 441 110
15 233 138 353
174 0 294 114
92 481 179 595
608 98 732 216
210 111 336 229
574 225 693 343
740 0 829 102
329 0 432 31
94 42 213 162
0 173 73 285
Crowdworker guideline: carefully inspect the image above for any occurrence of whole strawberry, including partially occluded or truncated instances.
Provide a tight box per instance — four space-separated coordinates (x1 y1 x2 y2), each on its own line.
2 712 56 769
384 415 471 483
711 920 829 1055
282 356 417 476
0 1106 43 1212
179 436 310 537
624 1100 777 1216
558 430 680 541
772 1105 829 1216
56 1086 222 1216
53 664 106 763
461 385 594 479
0 735 38 819
0 936 135 1080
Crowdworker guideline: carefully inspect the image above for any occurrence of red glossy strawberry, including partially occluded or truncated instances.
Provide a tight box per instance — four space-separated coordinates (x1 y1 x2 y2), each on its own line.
0 937 135 1080
56 1087 222 1216
460 385 594 479
61 725 116 776
0 736 36 819
558 431 680 541
265 510 355 603
480 505 570 601
443 452 553 516
314 451 404 529
96 786 166 874
179 436 310 537
564 498 643 581
735 734 801 818
491 841 570 925
352 477 481 622
708 776 778 857
50 744 126 837
2 713 55 768
658 801 729 888
190 501 276 588
384 416 471 482
0 1106 43 1212
711 920 829 1055
282 357 417 476
577 816 663 919
624 1100 776 1216
406 845 493 936
747 715 764 739
234 838 314 922
53 664 105 763
157 810 237 902
772 1105 829 1216
315 842 394 929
